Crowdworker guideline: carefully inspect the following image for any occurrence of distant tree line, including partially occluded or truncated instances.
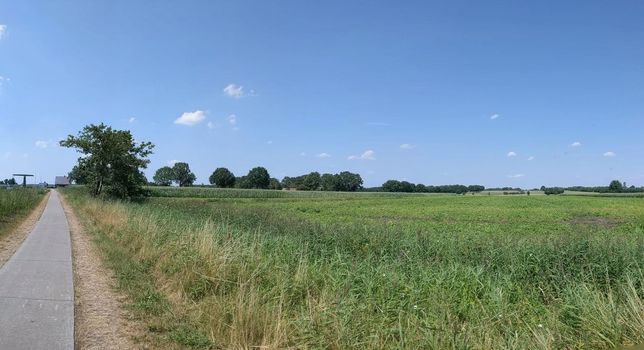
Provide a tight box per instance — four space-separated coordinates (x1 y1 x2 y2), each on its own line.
380 180 484 194
281 172 363 192
1 178 17 185
539 180 644 195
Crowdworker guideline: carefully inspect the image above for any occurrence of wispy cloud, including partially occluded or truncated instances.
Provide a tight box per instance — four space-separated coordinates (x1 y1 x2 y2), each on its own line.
267 140 273 145
207 121 216 129
527 156 535 161
317 152 331 158
571 141 581 147
227 114 237 127
348 150 375 160
400 143 416 150
223 84 244 98
128 117 136 124
603 151 616 157
490 114 500 120
0 25 6 39
35 140 48 149
167 159 180 166
300 152 307 157
508 174 525 178
507 151 517 157
174 110 206 126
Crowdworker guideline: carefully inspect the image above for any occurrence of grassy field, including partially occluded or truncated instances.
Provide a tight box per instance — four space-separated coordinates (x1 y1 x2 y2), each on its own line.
62 186 644 349
0 188 46 237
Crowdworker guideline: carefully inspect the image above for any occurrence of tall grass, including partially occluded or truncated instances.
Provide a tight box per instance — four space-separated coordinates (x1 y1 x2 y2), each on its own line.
0 188 46 237
62 187 644 349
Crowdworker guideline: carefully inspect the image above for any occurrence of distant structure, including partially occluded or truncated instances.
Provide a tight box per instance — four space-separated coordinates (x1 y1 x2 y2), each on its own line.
12 174 34 187
55 176 70 187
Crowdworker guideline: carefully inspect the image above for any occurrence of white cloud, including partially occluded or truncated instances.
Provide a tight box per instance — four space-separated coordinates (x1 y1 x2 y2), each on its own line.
300 152 307 156
223 84 244 98
603 151 616 157
128 117 136 123
267 140 273 145
167 160 179 166
227 114 237 126
527 156 535 161
317 152 331 158
348 150 375 160
174 110 206 126
0 25 6 39
207 121 216 129
507 151 517 157
490 114 500 120
571 141 581 147
400 143 416 150
35 140 48 149
508 174 525 178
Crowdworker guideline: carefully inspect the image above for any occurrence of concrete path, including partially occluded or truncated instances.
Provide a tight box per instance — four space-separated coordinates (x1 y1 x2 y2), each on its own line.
0 190 73 349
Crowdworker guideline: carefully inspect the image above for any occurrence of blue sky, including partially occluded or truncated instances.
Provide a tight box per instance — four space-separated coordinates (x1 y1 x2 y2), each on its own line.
1 1 643 188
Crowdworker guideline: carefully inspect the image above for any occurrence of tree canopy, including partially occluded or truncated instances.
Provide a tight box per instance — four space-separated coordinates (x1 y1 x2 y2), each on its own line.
153 166 175 186
60 123 154 199
245 167 270 189
209 168 236 188
172 162 197 187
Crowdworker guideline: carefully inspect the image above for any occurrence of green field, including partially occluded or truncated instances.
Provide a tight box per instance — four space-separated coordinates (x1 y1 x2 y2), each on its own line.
63 187 644 349
0 188 46 237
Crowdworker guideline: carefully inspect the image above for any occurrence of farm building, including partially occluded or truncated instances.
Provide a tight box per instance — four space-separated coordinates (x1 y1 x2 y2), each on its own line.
55 176 70 187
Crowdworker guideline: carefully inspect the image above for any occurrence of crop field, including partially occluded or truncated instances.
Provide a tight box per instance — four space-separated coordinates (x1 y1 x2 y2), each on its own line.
62 187 644 349
0 188 46 237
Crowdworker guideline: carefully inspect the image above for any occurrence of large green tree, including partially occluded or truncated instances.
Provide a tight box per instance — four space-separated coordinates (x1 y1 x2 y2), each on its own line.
209 167 236 188
60 123 154 199
335 171 363 192
153 166 175 186
608 179 624 193
172 162 197 187
245 167 270 189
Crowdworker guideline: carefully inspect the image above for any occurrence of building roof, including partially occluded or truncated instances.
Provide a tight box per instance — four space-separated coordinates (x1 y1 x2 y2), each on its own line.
55 176 70 185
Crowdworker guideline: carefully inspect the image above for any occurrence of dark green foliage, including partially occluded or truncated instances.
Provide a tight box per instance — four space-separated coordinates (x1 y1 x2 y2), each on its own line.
320 173 335 191
172 163 196 187
382 180 476 194
209 168 236 188
544 187 565 195
609 180 624 193
59 123 154 199
153 166 175 186
1 178 17 185
245 167 270 189
467 185 485 192
334 171 363 191
268 178 282 190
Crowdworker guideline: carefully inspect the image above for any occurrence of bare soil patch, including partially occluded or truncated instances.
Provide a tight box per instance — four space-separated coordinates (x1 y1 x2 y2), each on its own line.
566 215 621 229
59 194 149 350
0 192 49 268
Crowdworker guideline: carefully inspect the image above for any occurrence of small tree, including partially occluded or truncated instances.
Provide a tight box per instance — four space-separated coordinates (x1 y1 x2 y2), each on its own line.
153 166 174 186
209 168 236 188
608 180 623 193
246 167 270 189
60 123 153 199
172 162 196 187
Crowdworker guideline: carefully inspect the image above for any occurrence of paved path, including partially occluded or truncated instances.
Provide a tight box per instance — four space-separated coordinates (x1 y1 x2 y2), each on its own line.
0 190 74 349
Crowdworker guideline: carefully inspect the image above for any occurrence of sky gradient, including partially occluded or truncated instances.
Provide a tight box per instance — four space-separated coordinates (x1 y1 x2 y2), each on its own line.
1 1 643 188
